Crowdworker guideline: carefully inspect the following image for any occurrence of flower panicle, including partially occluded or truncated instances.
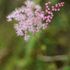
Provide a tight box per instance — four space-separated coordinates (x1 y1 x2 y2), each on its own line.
7 0 64 41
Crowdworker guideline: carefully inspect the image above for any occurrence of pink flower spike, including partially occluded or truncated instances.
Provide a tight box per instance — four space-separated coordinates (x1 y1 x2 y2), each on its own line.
51 2 64 12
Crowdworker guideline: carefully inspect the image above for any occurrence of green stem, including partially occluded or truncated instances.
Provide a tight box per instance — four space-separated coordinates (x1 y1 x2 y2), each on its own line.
18 32 43 69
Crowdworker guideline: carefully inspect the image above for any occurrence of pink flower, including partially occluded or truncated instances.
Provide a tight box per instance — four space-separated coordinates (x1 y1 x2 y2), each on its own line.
51 2 64 11
7 0 64 41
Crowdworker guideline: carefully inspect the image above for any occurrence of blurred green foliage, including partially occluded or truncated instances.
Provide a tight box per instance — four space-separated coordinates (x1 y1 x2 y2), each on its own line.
0 0 70 70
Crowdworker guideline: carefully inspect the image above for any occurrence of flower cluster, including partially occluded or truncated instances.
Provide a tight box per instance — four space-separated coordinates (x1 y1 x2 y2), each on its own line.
7 0 64 41
51 2 64 11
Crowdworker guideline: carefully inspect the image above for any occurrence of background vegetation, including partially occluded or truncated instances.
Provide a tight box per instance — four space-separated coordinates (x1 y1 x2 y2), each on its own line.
0 0 70 70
